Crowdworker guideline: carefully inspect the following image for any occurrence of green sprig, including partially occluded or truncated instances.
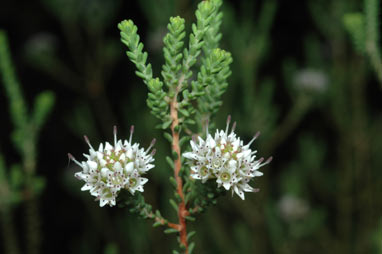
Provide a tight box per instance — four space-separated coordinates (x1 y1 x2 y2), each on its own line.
162 16 186 89
181 0 215 85
119 20 153 84
0 31 28 129
196 48 233 118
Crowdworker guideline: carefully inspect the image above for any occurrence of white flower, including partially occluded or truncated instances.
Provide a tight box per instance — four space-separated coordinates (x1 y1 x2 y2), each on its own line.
69 126 155 207
183 116 272 200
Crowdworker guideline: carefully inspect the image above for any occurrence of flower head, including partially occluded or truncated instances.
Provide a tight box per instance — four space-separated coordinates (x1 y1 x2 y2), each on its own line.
69 126 155 207
183 116 272 200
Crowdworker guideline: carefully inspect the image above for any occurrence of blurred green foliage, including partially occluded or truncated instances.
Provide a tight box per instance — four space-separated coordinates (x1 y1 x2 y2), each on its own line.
0 0 382 253
0 30 54 254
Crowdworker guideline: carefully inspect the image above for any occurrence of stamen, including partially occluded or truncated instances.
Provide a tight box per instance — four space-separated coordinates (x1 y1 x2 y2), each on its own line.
129 125 134 144
146 138 156 152
225 115 231 134
151 148 157 156
260 156 273 166
84 135 95 151
231 121 237 133
68 153 82 167
113 125 117 146
256 157 264 164
247 131 260 147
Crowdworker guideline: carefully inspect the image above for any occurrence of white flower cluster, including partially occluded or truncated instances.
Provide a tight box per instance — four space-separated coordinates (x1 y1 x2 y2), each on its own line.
183 116 272 200
69 126 155 207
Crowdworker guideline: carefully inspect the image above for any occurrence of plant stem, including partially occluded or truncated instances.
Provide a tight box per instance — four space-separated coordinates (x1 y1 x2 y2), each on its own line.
170 83 189 253
23 142 41 254
144 209 180 230
0 209 20 254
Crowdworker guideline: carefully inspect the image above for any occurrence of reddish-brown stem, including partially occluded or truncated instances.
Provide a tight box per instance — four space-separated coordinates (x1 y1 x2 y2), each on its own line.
170 92 189 253
149 212 180 230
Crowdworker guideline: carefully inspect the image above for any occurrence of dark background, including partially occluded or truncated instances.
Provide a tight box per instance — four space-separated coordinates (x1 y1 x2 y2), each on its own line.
1 0 381 253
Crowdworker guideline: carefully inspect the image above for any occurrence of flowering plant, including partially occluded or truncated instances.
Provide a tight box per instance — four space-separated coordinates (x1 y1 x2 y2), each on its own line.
69 126 156 207
69 0 271 253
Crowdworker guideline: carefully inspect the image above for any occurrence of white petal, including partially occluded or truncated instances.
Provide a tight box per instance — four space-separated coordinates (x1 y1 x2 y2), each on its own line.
242 183 254 192
113 161 122 172
81 183 92 191
115 143 122 152
197 136 205 145
100 167 109 177
105 142 113 151
207 137 216 148
80 161 89 171
242 149 251 158
100 159 107 167
126 149 133 159
190 140 198 151
96 152 103 160
99 198 108 207
139 177 148 185
74 172 84 180
145 164 154 170
228 160 237 171
190 173 201 179
89 149 96 158
87 160 98 170
232 139 240 151
234 186 245 200
124 162 134 174
223 182 231 190
183 152 196 159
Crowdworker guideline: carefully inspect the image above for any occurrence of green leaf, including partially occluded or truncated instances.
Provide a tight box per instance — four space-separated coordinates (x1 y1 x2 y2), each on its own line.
166 156 174 169
118 20 153 84
181 0 216 85
169 199 178 212
169 176 178 188
196 48 233 117
0 30 28 129
164 228 179 234
185 216 195 221
188 242 195 254
161 16 186 89
153 221 162 227
163 132 173 143
31 91 55 131
187 231 196 241
343 13 365 53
